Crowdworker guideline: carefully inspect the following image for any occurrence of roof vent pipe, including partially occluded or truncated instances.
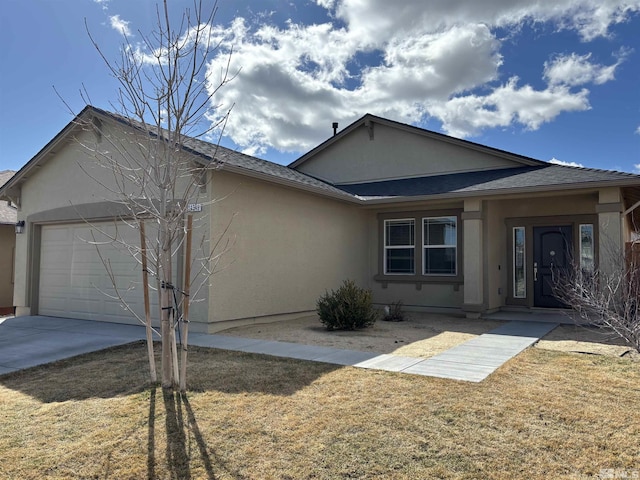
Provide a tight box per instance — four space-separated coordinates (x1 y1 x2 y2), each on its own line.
332 122 338 136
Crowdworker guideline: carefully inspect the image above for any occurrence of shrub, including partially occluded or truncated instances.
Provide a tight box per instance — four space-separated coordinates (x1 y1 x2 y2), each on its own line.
317 280 378 331
382 300 407 322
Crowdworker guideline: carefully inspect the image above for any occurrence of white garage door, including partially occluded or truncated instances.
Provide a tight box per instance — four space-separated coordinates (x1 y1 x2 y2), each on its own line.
39 222 160 325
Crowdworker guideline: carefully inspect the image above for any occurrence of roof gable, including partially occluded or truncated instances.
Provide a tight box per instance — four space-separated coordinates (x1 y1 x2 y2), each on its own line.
290 114 546 185
0 106 356 205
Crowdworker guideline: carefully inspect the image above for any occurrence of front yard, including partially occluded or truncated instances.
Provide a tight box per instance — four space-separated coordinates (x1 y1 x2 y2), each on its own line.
0 342 638 479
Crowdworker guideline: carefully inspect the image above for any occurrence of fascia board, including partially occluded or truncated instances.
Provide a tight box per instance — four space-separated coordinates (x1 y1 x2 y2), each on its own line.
354 178 640 206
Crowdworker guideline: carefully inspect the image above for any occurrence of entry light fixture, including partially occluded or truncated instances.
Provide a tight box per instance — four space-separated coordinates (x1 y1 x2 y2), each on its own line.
15 220 25 234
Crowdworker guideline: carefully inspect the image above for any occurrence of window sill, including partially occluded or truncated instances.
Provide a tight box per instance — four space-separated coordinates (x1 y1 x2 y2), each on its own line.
374 274 464 286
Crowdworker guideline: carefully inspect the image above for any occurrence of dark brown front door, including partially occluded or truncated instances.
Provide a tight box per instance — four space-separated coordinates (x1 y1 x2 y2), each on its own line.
533 225 572 308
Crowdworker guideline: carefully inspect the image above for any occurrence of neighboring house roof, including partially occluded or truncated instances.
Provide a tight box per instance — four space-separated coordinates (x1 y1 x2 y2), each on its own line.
0 170 17 225
338 165 640 201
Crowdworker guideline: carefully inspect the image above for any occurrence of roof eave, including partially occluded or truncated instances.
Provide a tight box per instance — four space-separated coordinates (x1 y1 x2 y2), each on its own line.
355 179 640 205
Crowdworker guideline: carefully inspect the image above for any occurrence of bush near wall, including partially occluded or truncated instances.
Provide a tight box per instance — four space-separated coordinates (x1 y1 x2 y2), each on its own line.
317 280 378 331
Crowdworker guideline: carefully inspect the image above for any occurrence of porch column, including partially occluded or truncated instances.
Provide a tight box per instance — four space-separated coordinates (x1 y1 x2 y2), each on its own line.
462 199 484 318
597 187 624 276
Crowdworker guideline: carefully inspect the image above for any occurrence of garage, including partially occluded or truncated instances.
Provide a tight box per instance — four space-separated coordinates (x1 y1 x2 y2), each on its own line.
38 222 158 325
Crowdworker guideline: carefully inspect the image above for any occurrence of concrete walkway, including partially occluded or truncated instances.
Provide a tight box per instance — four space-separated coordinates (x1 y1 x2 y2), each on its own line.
399 321 558 382
0 316 557 382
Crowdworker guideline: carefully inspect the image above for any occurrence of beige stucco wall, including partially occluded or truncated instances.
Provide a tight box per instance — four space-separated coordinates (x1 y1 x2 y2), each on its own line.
0 225 15 308
498 191 598 219
485 200 507 311
206 170 370 329
297 122 519 184
598 187 623 274
13 122 210 326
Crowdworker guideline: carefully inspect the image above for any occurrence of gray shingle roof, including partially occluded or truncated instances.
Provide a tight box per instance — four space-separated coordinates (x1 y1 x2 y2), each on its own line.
180 136 355 199
4 106 638 208
91 106 353 200
337 165 640 199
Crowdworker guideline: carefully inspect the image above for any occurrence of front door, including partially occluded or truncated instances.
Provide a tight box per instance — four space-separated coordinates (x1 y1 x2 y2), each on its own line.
533 225 572 308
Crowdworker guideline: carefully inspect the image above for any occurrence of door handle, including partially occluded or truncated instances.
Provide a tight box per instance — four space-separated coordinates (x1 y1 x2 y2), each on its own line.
534 262 538 281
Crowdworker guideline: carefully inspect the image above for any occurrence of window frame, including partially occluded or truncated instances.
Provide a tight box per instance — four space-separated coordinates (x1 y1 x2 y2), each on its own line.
376 209 463 285
512 226 526 299
422 216 458 276
383 218 416 275
579 223 595 274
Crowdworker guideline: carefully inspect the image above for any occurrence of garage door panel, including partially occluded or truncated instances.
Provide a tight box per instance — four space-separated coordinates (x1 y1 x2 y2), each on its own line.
39 295 67 314
68 298 102 315
39 222 162 326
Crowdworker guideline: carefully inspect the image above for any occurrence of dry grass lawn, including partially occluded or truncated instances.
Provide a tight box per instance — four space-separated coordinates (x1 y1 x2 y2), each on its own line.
1 341 638 479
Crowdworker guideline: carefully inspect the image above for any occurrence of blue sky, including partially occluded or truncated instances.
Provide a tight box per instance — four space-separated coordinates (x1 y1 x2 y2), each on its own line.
1 0 639 173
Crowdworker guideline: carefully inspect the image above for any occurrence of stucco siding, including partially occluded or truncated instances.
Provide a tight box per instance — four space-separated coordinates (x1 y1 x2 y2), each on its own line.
485 201 508 310
297 122 519 184
371 282 464 312
499 192 597 219
207 171 370 326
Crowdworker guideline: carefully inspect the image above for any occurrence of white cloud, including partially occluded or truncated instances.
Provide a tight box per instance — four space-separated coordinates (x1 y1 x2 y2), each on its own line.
428 80 591 137
202 0 640 154
636 126 640 135
634 163 640 173
550 158 585 167
544 52 625 86
109 15 132 37
93 0 109 10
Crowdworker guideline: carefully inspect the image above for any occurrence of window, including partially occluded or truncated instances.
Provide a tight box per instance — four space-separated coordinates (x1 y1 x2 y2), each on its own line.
379 211 461 281
579 224 594 273
384 219 415 274
513 227 526 298
423 216 457 275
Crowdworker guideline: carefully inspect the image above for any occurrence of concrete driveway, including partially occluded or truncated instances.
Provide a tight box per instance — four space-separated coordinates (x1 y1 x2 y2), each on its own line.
0 315 148 375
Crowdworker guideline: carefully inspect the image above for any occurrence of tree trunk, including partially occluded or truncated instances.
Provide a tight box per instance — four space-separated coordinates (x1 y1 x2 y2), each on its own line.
159 191 173 388
179 214 193 392
139 221 157 383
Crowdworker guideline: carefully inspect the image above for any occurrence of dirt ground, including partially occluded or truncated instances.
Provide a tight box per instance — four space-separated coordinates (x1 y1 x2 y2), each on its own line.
219 313 639 360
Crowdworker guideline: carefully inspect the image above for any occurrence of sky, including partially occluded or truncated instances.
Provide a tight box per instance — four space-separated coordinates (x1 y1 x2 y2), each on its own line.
1 0 639 174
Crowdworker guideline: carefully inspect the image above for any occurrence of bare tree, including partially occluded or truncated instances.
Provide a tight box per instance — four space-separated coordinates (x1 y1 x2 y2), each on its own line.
72 0 235 390
553 239 640 353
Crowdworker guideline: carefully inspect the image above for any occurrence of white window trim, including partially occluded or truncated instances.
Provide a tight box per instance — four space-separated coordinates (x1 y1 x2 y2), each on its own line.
422 216 457 276
513 226 526 299
384 218 415 275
